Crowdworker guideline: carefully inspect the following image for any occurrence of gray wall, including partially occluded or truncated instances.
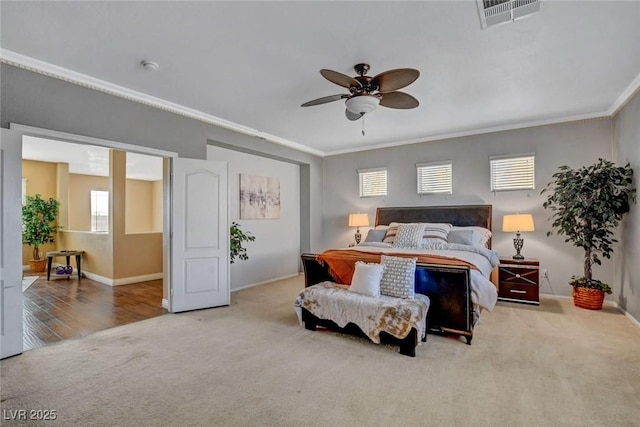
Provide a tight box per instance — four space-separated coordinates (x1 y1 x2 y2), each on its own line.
207 145 300 290
0 63 325 256
614 90 640 320
323 120 614 298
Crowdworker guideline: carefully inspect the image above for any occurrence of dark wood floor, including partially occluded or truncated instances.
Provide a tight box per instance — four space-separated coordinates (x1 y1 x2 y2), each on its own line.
22 272 166 351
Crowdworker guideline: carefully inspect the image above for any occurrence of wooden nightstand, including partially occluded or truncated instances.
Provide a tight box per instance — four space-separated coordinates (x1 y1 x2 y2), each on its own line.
498 258 540 305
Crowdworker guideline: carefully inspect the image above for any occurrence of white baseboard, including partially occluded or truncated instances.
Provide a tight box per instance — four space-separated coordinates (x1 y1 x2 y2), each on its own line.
82 271 163 286
162 298 169 310
231 273 302 293
540 293 640 328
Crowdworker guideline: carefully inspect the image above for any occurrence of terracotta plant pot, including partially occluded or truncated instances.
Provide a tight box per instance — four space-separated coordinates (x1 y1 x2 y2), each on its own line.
572 287 605 310
29 259 47 273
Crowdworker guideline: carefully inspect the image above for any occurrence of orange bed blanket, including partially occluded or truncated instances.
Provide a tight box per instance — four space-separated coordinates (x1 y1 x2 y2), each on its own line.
317 249 477 285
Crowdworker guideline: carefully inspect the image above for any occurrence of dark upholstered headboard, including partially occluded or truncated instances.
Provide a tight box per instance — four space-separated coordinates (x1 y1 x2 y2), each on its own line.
374 205 493 230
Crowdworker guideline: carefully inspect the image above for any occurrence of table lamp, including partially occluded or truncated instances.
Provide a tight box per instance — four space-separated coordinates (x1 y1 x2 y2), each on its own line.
348 213 369 244
502 213 535 260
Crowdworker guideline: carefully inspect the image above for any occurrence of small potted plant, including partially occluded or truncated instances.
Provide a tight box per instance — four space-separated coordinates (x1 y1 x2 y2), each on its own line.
542 159 635 309
22 194 61 273
230 222 255 264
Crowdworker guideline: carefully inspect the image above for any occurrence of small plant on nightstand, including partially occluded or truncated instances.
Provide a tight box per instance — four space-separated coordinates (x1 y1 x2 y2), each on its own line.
542 159 635 310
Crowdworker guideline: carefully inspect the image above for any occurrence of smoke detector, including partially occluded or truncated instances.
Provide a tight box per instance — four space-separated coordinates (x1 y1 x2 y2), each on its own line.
141 60 159 71
477 0 541 29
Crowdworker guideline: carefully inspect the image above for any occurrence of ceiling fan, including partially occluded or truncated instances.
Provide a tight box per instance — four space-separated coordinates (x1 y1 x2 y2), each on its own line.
301 63 420 121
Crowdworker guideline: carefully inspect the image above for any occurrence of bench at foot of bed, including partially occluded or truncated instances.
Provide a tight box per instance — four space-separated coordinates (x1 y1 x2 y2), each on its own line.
297 281 430 357
301 308 425 357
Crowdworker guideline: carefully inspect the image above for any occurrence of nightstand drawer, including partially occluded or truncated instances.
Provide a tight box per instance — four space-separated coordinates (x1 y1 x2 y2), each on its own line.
499 265 539 286
498 281 539 304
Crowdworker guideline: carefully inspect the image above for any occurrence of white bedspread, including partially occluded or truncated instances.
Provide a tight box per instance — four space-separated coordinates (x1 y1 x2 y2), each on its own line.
345 243 499 311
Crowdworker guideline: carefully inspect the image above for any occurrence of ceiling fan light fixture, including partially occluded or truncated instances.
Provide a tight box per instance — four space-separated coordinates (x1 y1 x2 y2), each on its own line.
345 95 380 115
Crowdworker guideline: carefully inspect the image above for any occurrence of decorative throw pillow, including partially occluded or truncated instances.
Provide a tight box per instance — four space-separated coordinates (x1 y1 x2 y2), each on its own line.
382 222 400 244
379 255 417 299
420 223 452 245
363 229 387 243
349 261 385 297
394 223 425 248
384 222 452 245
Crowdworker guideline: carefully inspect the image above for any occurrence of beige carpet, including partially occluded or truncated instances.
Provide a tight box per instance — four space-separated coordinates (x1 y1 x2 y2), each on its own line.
1 275 639 426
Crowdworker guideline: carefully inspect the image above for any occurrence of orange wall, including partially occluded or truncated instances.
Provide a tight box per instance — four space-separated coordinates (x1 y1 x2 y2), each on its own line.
126 179 161 233
58 231 113 278
68 174 109 231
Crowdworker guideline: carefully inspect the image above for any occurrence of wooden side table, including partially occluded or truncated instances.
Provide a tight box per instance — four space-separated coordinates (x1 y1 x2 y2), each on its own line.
46 250 84 281
498 258 540 305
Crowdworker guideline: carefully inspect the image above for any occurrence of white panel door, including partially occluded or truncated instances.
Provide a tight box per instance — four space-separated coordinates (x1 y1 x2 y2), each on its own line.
1 129 23 359
171 158 229 312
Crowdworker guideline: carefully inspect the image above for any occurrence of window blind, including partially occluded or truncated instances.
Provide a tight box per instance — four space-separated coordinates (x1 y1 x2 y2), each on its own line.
490 154 535 191
416 161 452 194
358 167 387 198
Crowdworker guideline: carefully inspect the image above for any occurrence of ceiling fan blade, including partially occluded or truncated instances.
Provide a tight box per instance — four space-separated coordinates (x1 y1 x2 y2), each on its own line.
320 69 362 89
345 109 363 121
301 94 348 107
379 91 420 109
371 68 420 93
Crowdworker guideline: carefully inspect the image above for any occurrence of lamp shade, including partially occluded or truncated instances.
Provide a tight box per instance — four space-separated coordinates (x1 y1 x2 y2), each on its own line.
348 213 370 227
345 95 380 114
502 214 535 232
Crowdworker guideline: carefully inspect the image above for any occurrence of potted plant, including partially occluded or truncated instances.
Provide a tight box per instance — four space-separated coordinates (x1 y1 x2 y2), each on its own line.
542 159 636 309
230 222 255 264
22 194 61 273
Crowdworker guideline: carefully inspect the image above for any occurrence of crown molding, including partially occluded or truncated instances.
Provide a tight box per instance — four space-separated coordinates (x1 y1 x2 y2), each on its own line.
608 71 640 117
0 49 324 158
324 111 611 156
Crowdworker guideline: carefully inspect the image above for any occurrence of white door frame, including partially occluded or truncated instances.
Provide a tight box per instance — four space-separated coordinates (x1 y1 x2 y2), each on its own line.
8 123 178 311
1 129 24 358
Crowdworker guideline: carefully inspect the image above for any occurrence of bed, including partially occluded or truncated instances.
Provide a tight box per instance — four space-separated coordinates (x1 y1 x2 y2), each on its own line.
300 205 498 344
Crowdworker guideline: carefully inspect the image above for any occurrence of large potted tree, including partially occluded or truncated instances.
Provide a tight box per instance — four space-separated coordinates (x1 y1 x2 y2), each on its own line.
22 194 61 273
542 159 636 309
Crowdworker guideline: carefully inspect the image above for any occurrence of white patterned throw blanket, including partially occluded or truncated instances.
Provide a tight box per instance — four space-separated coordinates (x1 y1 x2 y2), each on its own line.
297 281 430 344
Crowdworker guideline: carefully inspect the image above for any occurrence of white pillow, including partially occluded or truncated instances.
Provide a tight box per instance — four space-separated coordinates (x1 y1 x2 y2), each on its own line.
349 261 385 297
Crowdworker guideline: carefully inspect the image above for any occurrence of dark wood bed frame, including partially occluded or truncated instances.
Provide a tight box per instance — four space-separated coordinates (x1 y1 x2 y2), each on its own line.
301 205 493 345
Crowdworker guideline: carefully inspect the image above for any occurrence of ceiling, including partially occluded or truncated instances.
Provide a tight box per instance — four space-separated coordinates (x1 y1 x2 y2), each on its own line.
23 136 163 181
2 1 639 157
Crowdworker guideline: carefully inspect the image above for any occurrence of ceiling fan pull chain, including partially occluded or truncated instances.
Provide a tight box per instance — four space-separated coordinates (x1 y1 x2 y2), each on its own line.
362 115 366 136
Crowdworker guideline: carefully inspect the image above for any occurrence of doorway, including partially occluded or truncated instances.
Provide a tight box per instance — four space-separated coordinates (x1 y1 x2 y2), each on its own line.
21 136 168 350
2 124 230 359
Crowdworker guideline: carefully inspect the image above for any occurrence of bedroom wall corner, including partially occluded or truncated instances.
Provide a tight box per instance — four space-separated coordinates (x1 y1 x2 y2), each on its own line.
613 89 640 323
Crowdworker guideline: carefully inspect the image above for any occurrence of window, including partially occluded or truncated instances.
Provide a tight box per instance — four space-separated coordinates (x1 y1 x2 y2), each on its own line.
90 190 109 232
417 161 453 194
490 154 535 191
358 167 387 198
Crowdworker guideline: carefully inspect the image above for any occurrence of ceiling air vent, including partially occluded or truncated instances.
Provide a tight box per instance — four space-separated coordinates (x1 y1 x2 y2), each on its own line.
477 0 541 29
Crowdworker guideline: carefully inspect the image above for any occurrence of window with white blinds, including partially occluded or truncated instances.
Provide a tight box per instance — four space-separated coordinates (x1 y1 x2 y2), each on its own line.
358 167 387 198
490 154 535 191
416 161 452 194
